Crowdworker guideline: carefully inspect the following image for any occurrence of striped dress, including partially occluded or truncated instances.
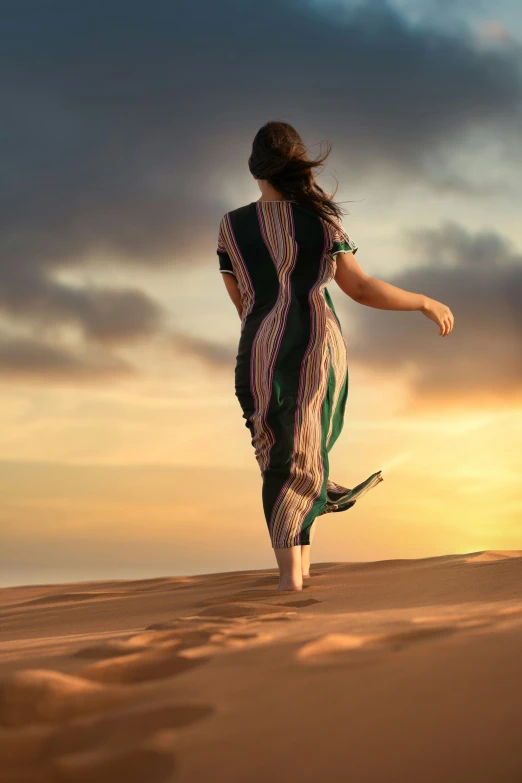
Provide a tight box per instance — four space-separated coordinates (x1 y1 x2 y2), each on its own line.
217 199 383 549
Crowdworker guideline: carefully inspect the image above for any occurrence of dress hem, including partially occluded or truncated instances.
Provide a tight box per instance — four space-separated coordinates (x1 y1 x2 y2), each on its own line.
271 470 384 548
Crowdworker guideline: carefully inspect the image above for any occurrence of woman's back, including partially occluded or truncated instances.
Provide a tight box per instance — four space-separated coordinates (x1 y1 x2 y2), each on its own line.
217 200 358 333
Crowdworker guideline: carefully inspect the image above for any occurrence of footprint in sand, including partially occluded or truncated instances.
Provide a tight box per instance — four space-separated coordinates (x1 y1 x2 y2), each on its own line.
0 669 130 728
74 621 256 684
215 632 260 642
145 621 184 631
47 702 214 757
179 628 273 659
0 702 214 781
78 613 297 670
73 640 152 659
73 626 218 661
0 643 216 781
297 624 460 665
88 622 275 662
137 623 254 646
79 646 206 685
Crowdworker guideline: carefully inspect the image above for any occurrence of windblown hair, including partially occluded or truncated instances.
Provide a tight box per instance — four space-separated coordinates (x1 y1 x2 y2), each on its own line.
248 121 345 228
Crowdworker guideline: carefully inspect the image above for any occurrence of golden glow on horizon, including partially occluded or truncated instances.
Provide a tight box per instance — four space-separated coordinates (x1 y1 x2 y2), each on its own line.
1 349 521 586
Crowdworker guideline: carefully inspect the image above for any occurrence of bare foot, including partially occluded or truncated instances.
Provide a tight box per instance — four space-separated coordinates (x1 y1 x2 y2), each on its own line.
277 580 303 592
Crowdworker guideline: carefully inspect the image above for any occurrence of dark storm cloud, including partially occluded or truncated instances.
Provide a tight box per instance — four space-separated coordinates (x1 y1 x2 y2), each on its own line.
0 335 134 381
1 0 521 379
346 222 522 405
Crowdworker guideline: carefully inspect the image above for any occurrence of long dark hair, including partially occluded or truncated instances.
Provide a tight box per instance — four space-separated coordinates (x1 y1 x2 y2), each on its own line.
248 121 345 228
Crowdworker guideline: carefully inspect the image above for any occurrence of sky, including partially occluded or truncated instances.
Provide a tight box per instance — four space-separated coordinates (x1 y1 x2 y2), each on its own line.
1 0 522 586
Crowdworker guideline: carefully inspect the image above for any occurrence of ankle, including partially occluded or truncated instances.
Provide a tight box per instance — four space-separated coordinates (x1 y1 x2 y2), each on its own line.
277 577 303 592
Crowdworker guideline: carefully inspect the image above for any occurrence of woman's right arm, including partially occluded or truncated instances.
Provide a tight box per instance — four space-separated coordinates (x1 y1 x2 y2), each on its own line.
221 272 243 320
333 251 454 337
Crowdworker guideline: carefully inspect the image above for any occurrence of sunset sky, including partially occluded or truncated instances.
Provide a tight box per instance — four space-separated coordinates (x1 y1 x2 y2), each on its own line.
2 0 522 586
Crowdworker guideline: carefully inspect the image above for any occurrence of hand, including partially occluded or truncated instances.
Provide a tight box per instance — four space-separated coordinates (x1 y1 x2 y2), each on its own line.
420 298 454 336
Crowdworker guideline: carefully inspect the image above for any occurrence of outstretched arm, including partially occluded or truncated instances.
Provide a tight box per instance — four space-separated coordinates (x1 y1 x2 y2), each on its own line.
333 251 454 337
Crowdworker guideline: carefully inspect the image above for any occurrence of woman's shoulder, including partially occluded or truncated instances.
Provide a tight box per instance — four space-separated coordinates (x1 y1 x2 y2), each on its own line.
226 202 256 217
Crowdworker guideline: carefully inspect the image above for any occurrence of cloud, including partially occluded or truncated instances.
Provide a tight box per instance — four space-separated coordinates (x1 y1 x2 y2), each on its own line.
2 0 521 273
0 276 165 344
347 221 522 406
406 222 519 268
170 333 236 368
476 20 518 49
1 0 521 380
0 335 134 382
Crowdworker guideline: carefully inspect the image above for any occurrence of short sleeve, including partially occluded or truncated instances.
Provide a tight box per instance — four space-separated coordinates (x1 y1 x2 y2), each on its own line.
217 216 236 277
331 223 358 257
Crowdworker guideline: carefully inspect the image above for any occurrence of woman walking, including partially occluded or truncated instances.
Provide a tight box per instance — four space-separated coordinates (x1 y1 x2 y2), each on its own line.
217 121 454 592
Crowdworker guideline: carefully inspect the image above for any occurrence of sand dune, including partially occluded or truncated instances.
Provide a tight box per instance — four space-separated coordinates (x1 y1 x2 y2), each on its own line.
0 550 521 782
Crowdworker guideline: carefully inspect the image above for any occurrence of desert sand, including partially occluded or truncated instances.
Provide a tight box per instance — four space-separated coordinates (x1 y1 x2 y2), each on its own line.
1 550 522 783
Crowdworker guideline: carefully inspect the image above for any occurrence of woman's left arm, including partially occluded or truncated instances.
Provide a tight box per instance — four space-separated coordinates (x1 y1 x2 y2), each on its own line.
334 251 454 336
221 273 242 319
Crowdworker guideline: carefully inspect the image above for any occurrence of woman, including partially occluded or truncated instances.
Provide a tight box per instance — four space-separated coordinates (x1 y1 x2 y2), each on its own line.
216 121 454 592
